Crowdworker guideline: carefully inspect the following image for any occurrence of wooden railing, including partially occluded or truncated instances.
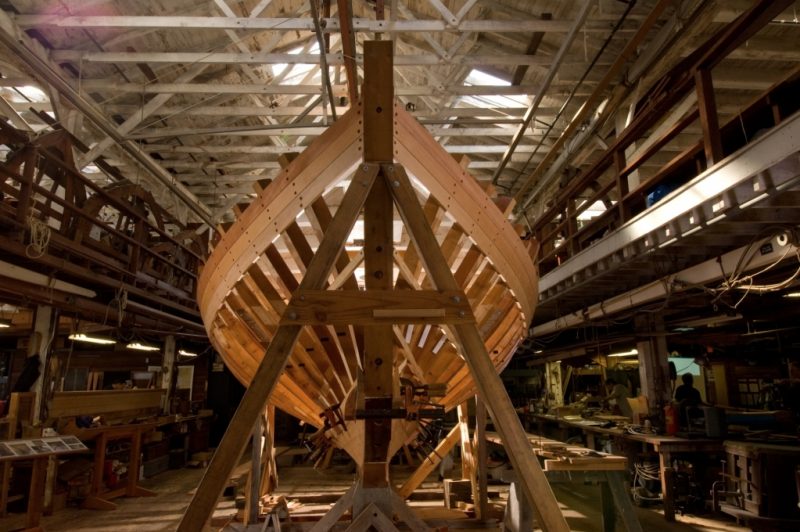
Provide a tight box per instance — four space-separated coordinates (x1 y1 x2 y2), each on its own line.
0 122 206 330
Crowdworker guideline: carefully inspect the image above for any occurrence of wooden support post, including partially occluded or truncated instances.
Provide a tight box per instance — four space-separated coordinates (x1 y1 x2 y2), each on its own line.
161 335 176 413
360 173 395 501
388 164 569 532
545 361 564 407
337 0 359 105
397 424 460 498
457 401 478 507
26 456 47 530
30 305 55 421
600 480 615 532
176 164 379 532
260 406 277 497
606 472 643 532
474 396 489 520
695 67 723 166
363 40 393 163
635 314 671 413
245 415 262 525
356 39 395 517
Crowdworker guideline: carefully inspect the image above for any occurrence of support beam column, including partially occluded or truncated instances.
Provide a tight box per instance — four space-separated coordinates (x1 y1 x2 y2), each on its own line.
161 335 176 413
635 314 671 413
474 396 489 520
695 67 722 166
30 305 55 421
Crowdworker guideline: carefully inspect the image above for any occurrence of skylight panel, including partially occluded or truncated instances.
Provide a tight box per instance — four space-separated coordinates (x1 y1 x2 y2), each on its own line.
12 85 47 102
270 42 320 85
459 69 531 109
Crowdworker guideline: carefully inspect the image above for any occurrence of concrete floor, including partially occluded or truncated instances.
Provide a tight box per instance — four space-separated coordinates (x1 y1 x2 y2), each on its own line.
0 464 749 531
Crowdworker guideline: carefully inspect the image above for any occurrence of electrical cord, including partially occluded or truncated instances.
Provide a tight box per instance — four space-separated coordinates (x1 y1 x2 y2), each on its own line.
632 461 663 503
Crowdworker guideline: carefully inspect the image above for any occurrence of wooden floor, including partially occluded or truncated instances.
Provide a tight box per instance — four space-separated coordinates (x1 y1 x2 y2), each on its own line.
1 463 749 531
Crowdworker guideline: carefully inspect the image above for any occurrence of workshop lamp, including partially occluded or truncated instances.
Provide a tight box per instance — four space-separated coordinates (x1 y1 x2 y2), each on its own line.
608 348 639 358
127 342 160 351
68 333 117 345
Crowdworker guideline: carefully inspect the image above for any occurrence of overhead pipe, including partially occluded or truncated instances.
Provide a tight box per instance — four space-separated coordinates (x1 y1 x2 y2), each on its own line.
516 0 792 219
520 1 702 215
513 0 675 213
531 235 799 337
490 0 593 186
310 0 338 121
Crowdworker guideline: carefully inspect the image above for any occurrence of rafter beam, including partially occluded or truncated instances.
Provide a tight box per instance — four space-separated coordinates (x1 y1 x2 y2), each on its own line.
144 144 548 156
77 81 577 96
131 125 543 140
14 16 586 32
78 63 208 166
337 0 359 104
51 50 568 67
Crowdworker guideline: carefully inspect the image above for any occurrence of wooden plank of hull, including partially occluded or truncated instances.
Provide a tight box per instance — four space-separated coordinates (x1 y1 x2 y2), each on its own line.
215 309 325 425
198 107 363 325
393 107 537 322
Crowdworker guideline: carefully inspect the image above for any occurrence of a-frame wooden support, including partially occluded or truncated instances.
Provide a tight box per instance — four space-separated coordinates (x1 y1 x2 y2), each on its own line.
177 41 568 532
176 164 380 532
386 163 569 531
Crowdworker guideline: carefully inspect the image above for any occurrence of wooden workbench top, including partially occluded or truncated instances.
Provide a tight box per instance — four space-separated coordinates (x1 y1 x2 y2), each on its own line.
485 430 627 471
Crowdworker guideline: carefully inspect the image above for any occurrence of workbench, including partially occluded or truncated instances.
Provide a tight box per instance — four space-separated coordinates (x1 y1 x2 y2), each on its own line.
486 431 642 532
0 436 86 531
528 413 724 521
71 423 158 510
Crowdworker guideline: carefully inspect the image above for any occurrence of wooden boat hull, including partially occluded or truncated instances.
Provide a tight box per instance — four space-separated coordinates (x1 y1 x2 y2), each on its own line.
197 100 538 463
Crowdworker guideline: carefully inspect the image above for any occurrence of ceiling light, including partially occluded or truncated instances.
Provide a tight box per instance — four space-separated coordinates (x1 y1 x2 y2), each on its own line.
783 291 800 298
178 349 198 357
608 349 638 358
127 342 160 351
0 319 11 328
68 333 116 345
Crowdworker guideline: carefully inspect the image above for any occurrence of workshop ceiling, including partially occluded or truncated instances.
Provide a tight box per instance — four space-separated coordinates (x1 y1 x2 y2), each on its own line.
1 0 798 228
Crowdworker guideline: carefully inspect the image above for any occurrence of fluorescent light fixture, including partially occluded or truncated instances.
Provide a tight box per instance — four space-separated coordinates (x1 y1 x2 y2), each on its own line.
68 333 116 345
178 349 198 357
783 292 800 298
127 342 160 352
608 349 638 358
673 327 695 332
0 318 11 328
